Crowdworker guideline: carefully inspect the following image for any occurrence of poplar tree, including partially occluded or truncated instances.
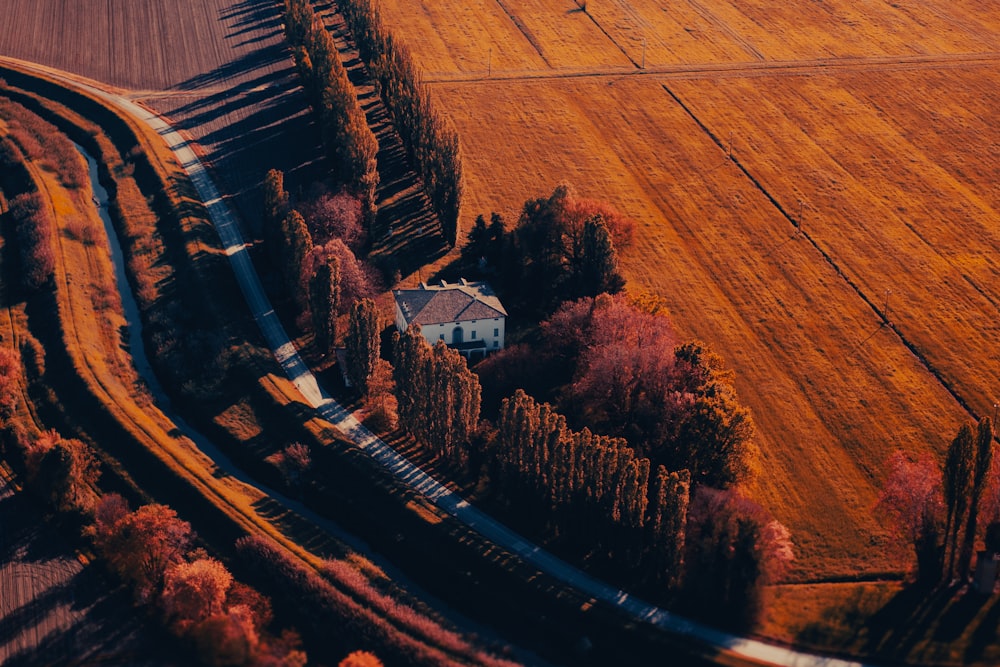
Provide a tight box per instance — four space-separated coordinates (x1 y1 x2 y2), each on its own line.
393 325 427 432
262 168 288 248
393 328 481 468
309 255 340 353
959 417 994 578
280 210 313 303
649 467 691 588
944 422 974 577
346 298 381 395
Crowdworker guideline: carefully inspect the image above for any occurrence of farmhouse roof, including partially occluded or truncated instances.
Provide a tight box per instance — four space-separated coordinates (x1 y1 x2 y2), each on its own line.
394 279 507 327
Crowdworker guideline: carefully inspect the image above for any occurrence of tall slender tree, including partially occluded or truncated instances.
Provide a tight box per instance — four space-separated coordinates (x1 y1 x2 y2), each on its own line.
262 168 289 247
575 215 625 298
649 466 690 588
346 298 381 395
280 210 313 304
959 417 994 578
944 422 975 577
309 255 340 353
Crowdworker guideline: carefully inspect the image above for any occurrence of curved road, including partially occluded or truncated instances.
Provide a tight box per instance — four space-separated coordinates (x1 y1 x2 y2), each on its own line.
3 57 874 667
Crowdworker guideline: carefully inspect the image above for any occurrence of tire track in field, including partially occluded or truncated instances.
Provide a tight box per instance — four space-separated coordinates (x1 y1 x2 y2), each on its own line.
423 50 1000 84
684 0 765 61
574 4 641 69
659 82 984 424
491 0 552 67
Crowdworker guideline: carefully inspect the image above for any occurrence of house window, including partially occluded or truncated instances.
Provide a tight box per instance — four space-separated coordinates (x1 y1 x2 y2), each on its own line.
439 334 444 340
493 341 499 348
452 326 464 345
494 328 499 337
471 331 477 339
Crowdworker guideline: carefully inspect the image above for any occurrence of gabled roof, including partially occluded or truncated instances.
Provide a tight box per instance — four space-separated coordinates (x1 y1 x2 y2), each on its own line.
394 279 507 327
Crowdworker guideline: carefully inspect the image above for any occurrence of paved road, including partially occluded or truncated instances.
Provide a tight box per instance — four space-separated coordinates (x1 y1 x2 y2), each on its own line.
1 57 875 667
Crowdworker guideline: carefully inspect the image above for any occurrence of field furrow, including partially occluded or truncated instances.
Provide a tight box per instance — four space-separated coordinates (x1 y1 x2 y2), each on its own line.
374 0 999 586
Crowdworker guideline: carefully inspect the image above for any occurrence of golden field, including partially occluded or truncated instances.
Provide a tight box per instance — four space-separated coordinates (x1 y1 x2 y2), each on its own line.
379 0 1000 584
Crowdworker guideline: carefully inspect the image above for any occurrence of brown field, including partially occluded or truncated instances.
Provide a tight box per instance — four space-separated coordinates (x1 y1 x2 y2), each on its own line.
0 0 322 226
1 0 997 661
375 0 1000 590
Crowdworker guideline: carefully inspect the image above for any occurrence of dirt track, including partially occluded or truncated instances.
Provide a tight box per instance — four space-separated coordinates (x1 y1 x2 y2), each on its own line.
421 50 1000 84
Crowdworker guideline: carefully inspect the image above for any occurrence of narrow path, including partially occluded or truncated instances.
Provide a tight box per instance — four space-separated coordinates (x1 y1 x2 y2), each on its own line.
2 57 877 667
422 50 1000 84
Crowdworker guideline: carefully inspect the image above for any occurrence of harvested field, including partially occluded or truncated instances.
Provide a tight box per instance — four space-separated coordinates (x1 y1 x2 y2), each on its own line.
0 473 184 666
376 0 1000 587
0 0 323 227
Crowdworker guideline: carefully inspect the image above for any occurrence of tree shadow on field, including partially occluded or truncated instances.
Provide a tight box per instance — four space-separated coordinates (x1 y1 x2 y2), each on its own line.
172 44 286 94
222 0 283 41
798 578 1000 664
141 0 328 235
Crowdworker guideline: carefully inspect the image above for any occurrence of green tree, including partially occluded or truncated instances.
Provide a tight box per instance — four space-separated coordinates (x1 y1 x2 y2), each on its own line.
283 0 313 47
670 342 755 488
683 487 794 630
462 214 490 265
309 255 340 352
0 347 20 426
944 422 974 577
346 298 380 395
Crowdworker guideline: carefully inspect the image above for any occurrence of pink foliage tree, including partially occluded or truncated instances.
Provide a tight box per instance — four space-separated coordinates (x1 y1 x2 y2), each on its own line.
876 450 945 582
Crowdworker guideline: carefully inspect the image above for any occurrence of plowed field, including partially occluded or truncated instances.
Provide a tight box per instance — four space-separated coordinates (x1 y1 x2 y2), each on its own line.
379 0 1000 582
0 0 321 223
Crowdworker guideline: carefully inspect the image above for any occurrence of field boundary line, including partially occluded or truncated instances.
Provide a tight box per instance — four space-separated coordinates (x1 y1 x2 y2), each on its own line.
658 82 985 428
421 50 1000 84
1 55 891 667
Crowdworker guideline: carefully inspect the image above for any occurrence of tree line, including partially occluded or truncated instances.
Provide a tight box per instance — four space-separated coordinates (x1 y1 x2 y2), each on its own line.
463 185 628 314
0 139 56 292
0 357 308 666
336 0 464 245
322 186 784 629
879 417 1000 585
261 168 381 357
283 0 379 225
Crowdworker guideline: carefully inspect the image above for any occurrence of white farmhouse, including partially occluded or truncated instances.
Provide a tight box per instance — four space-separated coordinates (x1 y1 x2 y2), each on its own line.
393 279 507 360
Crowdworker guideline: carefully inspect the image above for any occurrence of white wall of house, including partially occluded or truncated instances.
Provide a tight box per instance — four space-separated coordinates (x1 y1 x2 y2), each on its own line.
394 305 506 355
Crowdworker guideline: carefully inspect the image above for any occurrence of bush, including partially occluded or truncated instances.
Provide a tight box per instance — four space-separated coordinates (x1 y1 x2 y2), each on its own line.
9 191 56 291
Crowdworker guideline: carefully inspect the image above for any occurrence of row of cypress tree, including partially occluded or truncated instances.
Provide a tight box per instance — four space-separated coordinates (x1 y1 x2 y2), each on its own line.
284 0 379 226
494 389 690 584
337 0 464 246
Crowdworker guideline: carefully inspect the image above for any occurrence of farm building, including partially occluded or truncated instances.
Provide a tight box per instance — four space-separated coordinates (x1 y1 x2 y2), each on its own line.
393 279 507 360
